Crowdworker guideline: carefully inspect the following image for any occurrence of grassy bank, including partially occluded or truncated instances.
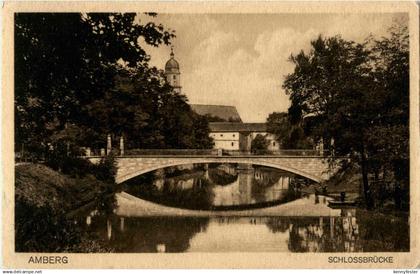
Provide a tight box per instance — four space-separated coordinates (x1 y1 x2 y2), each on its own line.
16 164 114 211
15 163 115 252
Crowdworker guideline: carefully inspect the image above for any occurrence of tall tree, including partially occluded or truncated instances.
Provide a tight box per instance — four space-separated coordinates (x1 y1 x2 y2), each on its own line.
283 23 409 209
15 13 214 155
251 134 269 154
83 66 214 150
283 35 375 206
266 112 313 149
15 13 174 154
366 23 409 209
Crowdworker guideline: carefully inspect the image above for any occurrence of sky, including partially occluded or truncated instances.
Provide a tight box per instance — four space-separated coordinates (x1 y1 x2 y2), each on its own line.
138 13 407 122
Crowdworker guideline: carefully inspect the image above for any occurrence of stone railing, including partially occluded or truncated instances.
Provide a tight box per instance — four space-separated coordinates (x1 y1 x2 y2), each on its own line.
118 149 328 157
124 149 219 156
84 148 330 157
223 149 329 156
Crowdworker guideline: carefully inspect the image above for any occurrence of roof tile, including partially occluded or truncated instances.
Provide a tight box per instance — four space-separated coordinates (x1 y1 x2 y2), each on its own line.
209 122 267 132
191 104 242 122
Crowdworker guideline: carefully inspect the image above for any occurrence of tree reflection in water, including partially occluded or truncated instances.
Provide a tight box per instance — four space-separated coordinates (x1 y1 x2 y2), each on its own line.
265 207 409 252
355 210 409 252
124 174 215 210
208 163 238 186
265 209 360 252
86 216 209 252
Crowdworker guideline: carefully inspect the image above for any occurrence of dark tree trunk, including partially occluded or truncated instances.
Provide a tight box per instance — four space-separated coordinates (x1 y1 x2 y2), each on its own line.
361 143 372 209
394 183 402 210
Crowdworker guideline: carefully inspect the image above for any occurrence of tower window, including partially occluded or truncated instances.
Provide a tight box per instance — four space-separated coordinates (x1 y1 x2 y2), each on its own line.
173 75 176 80
233 134 235 137
231 142 234 146
220 134 223 137
273 141 276 147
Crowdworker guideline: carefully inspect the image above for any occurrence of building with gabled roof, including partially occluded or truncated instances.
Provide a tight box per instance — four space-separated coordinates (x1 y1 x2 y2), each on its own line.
190 104 242 122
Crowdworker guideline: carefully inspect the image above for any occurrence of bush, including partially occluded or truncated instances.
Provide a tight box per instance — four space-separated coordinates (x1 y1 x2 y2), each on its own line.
46 154 93 177
46 149 117 184
251 134 269 154
92 153 116 184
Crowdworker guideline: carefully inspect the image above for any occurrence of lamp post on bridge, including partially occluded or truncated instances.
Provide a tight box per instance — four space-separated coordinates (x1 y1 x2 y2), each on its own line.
105 134 125 156
120 136 124 156
106 134 112 155
330 138 335 157
318 139 324 156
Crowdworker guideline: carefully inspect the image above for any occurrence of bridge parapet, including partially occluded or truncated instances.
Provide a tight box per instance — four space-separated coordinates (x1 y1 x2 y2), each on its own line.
124 149 329 157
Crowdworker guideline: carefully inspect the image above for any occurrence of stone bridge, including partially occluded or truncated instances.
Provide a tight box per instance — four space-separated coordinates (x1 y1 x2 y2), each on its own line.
88 155 336 184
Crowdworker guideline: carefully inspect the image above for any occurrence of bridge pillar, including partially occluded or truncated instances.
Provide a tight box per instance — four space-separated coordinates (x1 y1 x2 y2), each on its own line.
330 138 335 157
319 139 324 156
120 136 124 156
107 134 112 155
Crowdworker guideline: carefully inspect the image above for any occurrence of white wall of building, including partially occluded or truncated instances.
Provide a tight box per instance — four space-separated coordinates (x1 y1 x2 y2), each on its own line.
210 132 240 150
210 131 279 151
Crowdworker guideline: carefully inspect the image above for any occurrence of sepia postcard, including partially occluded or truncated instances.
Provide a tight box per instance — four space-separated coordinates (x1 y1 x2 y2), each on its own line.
1 1 420 269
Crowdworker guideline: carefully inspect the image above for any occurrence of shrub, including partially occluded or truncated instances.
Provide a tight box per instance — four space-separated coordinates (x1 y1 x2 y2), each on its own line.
92 153 117 184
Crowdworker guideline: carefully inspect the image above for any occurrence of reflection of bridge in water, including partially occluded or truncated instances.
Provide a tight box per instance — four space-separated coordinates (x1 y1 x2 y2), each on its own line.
87 149 340 184
126 163 301 209
114 192 341 217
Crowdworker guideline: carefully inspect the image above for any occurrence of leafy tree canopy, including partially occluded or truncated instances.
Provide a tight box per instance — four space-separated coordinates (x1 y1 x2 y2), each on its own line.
282 22 409 208
266 112 313 149
251 134 270 154
15 13 213 155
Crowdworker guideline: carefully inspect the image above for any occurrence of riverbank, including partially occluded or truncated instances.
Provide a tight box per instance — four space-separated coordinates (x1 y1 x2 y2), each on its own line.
16 164 114 211
299 170 360 200
15 163 115 252
321 165 409 217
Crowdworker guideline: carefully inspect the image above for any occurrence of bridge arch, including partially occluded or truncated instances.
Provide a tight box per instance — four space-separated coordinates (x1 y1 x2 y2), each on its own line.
116 157 326 184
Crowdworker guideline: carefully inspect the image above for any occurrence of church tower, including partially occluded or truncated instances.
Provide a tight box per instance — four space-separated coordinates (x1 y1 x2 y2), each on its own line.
165 47 181 92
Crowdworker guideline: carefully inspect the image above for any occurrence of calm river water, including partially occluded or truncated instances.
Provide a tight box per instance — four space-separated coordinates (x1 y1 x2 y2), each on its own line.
77 163 409 253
